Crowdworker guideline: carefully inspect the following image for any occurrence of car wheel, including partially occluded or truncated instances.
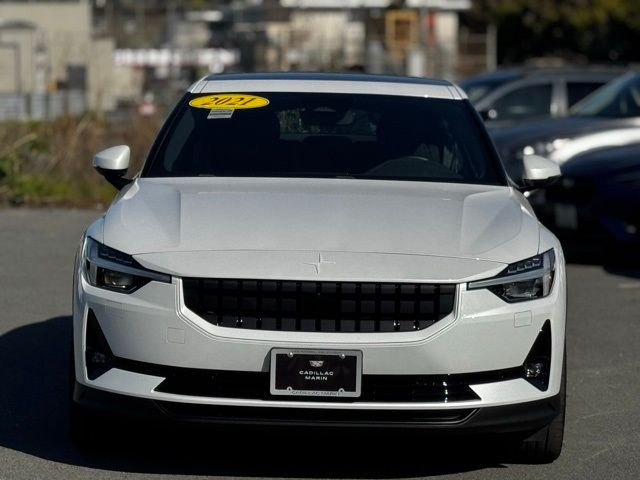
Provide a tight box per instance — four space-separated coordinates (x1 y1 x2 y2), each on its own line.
516 351 566 463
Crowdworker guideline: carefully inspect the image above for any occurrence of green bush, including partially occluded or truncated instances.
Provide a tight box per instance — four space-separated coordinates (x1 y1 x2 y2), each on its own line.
8 174 116 206
0 114 161 207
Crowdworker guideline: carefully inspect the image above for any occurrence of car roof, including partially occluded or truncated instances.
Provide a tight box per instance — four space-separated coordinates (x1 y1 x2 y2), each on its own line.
459 69 524 87
189 72 466 100
462 66 624 84
473 70 625 112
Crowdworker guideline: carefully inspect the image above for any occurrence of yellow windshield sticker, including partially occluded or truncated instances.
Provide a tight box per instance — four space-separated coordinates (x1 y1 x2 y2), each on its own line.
189 94 269 110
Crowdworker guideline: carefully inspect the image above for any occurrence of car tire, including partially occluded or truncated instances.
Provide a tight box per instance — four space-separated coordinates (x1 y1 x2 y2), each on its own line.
516 350 566 464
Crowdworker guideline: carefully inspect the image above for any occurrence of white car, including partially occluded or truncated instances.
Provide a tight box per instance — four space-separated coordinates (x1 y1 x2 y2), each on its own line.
71 73 566 462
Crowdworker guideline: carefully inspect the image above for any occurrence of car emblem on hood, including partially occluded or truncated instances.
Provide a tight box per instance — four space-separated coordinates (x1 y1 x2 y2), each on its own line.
310 360 324 367
303 253 335 275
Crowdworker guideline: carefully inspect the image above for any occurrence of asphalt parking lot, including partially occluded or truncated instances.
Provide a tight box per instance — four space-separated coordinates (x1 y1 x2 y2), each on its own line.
1 208 639 480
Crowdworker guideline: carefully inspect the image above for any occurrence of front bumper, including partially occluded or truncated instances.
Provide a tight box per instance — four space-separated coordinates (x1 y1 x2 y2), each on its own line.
73 252 567 420
72 379 563 433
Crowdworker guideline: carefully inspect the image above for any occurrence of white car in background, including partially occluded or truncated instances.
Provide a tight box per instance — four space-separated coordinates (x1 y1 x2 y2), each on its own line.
71 73 567 463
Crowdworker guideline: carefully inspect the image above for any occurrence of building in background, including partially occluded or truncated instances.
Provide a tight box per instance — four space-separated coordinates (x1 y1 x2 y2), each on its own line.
277 0 471 79
0 0 117 119
0 0 490 121
92 0 474 80
92 0 240 109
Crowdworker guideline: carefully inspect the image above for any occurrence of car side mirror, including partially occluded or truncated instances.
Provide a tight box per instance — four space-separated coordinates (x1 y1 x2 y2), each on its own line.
93 145 132 190
520 154 561 190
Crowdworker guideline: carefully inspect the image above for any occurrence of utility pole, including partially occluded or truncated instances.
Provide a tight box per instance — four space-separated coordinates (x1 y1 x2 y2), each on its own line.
136 0 146 47
486 22 497 71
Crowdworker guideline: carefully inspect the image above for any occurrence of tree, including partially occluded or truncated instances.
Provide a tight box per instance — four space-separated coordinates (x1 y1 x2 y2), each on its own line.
470 0 640 64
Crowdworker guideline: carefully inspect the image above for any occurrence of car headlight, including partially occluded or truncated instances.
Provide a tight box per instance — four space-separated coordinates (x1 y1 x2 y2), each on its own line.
82 237 171 293
467 249 556 303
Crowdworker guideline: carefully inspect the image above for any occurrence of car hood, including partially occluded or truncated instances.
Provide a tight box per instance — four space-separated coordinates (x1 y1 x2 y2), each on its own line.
96 178 539 281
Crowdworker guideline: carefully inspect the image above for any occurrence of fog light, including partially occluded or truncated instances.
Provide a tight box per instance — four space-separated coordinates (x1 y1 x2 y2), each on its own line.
89 350 108 366
85 309 114 380
525 360 546 378
522 320 552 391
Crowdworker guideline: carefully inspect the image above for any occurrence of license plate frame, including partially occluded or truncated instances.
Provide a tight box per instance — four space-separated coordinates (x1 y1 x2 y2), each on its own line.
269 349 362 398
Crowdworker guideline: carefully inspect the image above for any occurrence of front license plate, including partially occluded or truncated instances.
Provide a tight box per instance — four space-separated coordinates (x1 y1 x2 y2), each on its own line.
270 349 362 398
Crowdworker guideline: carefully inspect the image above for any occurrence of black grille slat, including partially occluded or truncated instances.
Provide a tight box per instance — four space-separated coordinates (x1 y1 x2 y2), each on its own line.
183 278 455 333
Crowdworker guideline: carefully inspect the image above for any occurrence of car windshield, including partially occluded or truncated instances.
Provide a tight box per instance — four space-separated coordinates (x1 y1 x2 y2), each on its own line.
572 73 640 118
143 92 505 186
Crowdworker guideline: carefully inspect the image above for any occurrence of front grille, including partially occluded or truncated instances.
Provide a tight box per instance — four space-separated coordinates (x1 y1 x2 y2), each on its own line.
182 278 456 332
